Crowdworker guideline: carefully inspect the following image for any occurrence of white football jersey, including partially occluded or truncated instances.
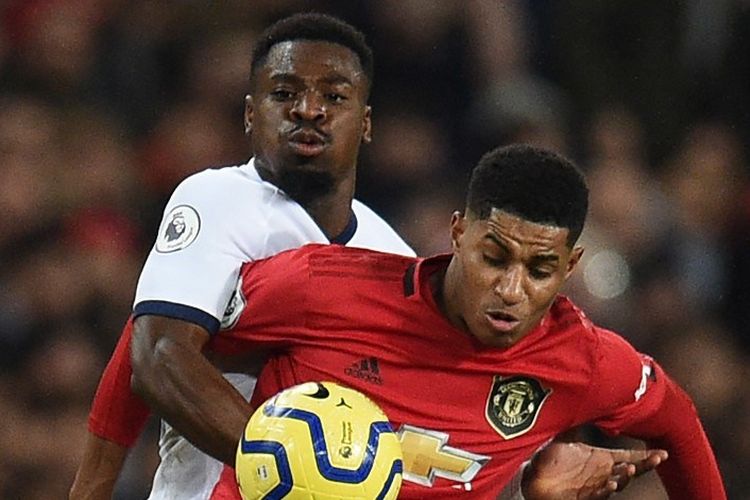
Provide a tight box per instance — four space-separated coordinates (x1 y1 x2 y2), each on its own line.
133 159 414 500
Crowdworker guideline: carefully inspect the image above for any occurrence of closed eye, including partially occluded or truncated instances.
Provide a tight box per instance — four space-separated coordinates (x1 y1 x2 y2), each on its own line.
529 268 553 279
483 254 506 266
325 93 347 104
270 89 295 101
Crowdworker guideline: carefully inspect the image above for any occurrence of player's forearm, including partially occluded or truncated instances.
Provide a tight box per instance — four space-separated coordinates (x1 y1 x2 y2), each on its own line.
130 316 252 466
69 432 127 499
654 436 724 500
629 376 726 499
650 394 726 498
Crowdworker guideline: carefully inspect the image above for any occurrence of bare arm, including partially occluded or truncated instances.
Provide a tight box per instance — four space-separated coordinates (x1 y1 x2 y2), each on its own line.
69 433 127 500
130 315 252 466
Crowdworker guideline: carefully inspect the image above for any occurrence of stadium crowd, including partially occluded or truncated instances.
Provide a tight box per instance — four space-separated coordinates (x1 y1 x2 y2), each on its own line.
0 1 749 498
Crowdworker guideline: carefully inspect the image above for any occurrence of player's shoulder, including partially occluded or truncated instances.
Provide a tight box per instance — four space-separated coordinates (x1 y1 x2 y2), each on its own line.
549 295 635 354
546 295 599 339
174 161 262 196
166 161 292 226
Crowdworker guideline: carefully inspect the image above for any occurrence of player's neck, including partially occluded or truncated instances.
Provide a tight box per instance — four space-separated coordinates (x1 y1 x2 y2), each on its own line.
433 260 466 332
303 181 356 240
429 265 450 318
254 159 357 238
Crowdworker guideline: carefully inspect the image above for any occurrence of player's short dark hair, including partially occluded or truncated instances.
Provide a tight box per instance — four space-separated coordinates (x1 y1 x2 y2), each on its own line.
250 13 374 95
466 144 589 247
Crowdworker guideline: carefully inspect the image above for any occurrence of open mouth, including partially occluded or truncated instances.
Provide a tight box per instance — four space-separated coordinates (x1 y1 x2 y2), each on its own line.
485 310 520 333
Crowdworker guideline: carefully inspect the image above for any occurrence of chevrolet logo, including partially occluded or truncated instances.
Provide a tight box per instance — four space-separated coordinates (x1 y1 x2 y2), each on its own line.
397 424 490 487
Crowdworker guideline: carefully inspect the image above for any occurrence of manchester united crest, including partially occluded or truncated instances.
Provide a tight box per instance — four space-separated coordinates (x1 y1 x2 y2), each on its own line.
485 375 551 439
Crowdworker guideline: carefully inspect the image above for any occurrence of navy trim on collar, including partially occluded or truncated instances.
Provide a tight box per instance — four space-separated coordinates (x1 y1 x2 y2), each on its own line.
330 212 358 245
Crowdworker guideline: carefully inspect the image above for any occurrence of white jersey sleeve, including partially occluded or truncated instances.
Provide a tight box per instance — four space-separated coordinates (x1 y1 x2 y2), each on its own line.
133 161 330 333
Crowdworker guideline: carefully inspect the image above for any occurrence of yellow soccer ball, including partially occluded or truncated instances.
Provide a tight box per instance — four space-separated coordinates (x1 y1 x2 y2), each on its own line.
236 381 403 499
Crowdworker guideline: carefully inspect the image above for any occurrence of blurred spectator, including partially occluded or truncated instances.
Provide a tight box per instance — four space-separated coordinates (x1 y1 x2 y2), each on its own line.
662 122 747 313
137 100 245 203
464 0 571 160
564 106 674 345
549 0 687 165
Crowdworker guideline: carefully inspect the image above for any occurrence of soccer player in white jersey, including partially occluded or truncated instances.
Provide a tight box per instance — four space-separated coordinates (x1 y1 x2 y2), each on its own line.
71 13 411 500
71 13 665 500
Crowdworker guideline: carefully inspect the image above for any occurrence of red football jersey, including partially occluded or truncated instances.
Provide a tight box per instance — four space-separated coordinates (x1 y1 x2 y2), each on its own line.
209 244 724 499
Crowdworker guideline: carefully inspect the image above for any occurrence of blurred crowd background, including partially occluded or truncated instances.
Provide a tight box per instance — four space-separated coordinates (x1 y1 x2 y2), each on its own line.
1 0 749 498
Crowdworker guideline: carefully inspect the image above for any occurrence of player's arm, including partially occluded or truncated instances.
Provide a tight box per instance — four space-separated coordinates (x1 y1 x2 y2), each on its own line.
592 331 726 499
130 314 252 466
69 434 127 499
71 320 151 500
617 369 725 499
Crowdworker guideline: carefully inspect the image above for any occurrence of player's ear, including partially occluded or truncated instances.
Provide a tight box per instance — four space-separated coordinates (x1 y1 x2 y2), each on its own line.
244 95 254 135
564 246 584 280
450 211 466 251
361 105 372 144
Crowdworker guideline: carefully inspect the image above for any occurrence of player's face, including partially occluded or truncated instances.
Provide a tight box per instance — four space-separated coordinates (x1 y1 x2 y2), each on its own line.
445 209 583 348
245 40 371 197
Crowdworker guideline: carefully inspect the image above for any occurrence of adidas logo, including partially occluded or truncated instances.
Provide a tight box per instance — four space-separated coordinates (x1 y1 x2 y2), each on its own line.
344 357 383 385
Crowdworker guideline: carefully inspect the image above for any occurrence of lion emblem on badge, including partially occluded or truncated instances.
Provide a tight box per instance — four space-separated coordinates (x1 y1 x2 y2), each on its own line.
165 213 186 241
155 205 201 253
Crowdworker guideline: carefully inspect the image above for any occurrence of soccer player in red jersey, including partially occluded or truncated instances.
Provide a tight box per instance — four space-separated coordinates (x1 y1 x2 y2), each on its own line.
131 143 723 499
73 14 665 500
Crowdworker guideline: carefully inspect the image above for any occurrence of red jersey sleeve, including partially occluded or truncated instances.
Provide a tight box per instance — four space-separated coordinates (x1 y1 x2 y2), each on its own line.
88 318 151 447
589 328 726 499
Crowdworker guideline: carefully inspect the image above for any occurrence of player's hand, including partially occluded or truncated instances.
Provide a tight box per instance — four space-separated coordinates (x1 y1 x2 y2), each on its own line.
522 442 668 500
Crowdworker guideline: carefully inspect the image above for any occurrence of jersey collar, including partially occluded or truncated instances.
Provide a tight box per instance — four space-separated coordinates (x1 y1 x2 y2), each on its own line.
330 212 358 245
247 157 358 244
